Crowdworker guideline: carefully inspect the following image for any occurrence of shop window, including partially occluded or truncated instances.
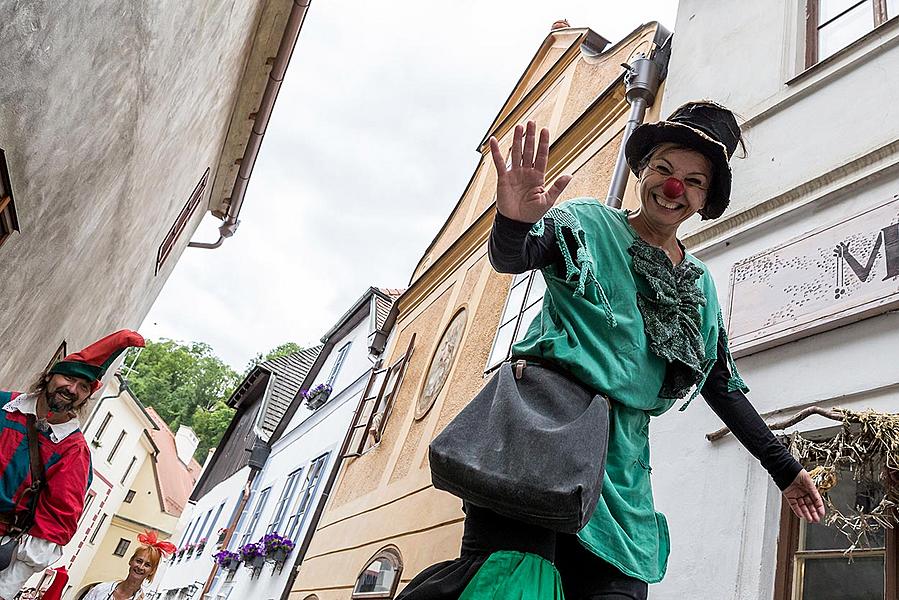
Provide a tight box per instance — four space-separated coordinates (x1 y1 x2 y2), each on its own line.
345 334 415 457
486 270 545 370
156 168 209 274
773 441 898 598
806 0 898 67
352 546 403 599
0 149 20 249
113 538 131 557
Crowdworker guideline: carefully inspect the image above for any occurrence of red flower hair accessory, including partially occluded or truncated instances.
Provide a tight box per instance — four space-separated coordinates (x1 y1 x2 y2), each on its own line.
138 530 177 556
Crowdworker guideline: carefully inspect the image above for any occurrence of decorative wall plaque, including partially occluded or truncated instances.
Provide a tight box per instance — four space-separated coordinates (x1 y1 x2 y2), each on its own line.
416 308 467 419
727 195 899 357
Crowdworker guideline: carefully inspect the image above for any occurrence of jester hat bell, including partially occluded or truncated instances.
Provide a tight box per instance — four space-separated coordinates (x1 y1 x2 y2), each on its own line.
48 330 145 392
624 100 742 220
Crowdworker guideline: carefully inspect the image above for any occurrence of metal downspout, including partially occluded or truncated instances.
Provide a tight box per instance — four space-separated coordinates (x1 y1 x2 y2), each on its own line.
190 0 311 250
605 27 671 208
200 469 260 598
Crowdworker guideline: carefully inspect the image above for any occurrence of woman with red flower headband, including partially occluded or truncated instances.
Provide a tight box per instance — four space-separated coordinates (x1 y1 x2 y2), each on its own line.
82 531 175 600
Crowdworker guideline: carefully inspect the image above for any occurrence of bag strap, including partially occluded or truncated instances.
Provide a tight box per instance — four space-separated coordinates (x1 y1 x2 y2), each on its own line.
16 414 46 535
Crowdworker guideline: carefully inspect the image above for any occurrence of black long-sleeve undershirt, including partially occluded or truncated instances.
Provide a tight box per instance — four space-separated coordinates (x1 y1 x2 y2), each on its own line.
488 210 803 491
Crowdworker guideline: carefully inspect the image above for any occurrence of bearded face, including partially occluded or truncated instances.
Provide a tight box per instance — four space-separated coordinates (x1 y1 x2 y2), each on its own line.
45 374 92 414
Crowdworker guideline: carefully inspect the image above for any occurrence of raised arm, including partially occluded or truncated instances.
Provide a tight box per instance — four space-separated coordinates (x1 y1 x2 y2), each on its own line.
487 121 570 274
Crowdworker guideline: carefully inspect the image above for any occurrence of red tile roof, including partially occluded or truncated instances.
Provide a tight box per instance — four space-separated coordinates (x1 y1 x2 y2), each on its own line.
145 407 202 516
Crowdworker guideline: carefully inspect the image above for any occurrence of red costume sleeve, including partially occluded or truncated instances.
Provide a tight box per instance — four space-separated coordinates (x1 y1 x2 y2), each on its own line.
29 436 92 545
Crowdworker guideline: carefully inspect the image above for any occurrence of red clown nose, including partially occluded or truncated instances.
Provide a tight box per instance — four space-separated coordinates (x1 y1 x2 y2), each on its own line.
662 177 685 199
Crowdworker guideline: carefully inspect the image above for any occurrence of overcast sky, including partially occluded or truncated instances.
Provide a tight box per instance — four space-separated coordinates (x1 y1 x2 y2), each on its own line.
142 0 679 371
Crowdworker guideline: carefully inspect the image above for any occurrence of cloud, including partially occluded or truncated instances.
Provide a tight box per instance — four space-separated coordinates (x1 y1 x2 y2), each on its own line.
143 0 679 370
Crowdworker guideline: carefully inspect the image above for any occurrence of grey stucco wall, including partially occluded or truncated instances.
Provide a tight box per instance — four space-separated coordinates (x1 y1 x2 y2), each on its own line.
0 1 265 385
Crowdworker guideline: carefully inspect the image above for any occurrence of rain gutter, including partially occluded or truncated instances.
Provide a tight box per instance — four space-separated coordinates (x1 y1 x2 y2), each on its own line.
190 0 311 249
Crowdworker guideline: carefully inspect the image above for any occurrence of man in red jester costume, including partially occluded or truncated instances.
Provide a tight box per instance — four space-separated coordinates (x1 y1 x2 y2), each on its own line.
0 330 145 599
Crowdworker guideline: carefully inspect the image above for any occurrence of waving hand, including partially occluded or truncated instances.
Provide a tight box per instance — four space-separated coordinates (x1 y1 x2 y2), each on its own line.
489 120 571 223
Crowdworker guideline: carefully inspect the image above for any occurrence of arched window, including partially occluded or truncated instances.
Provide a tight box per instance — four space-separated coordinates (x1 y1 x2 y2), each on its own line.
352 546 403 599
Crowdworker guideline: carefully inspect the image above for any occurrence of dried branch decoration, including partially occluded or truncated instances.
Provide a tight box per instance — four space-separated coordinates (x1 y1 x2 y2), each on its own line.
710 407 899 553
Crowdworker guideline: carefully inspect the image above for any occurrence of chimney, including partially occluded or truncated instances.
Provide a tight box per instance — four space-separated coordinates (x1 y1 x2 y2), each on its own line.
551 19 570 31
175 426 199 466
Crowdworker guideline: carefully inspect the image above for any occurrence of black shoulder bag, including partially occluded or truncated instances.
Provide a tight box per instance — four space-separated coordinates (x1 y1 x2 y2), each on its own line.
0 414 46 571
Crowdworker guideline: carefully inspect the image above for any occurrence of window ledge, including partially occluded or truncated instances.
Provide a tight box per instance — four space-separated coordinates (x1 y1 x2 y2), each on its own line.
788 15 899 87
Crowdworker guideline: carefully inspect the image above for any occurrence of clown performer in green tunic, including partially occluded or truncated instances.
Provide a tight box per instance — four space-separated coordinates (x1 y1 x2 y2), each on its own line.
398 102 826 600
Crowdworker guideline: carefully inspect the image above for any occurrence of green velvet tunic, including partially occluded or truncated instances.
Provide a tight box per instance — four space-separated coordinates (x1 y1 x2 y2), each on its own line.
509 198 747 584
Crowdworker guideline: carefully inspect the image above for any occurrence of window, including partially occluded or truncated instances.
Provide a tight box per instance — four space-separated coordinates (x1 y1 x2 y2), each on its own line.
806 0 898 66
107 430 126 462
345 334 416 457
267 469 303 534
0 149 20 249
486 270 545 370
774 456 898 598
45 341 67 373
193 509 213 547
90 513 108 544
238 487 271 547
285 455 329 541
79 491 97 526
92 413 112 446
202 502 225 545
156 168 209 274
326 342 352 388
113 538 131 557
124 490 136 503
352 546 403 599
121 457 137 484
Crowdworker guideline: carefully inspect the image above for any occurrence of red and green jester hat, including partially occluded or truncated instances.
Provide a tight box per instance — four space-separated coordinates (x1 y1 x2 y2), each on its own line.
0 330 144 549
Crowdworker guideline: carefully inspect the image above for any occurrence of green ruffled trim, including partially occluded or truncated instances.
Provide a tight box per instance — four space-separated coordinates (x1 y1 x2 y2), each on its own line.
532 207 617 328
718 311 749 393
627 239 707 401
678 311 749 411
459 551 564 600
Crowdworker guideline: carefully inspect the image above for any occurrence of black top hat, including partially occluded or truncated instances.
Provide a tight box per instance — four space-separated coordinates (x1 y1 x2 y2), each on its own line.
624 101 742 220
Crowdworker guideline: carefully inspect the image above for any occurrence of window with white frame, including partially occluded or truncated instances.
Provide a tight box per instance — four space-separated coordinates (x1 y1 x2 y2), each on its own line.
486 270 546 370
238 487 271 548
285 454 329 541
805 0 899 67
267 468 304 535
201 502 225 547
326 342 352 388
352 546 403 599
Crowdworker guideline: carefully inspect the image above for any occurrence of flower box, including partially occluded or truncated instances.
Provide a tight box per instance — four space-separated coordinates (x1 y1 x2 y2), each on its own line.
213 550 240 572
261 532 295 564
303 384 332 410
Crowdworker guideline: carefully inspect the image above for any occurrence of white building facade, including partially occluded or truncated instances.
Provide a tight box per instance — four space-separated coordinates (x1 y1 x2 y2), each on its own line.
206 288 400 600
647 2 899 599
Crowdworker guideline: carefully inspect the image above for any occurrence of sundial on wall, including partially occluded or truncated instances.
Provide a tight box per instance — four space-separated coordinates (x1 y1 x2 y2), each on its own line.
415 309 467 419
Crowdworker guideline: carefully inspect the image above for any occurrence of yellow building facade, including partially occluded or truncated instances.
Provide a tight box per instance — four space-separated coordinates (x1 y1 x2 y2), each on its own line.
290 22 668 599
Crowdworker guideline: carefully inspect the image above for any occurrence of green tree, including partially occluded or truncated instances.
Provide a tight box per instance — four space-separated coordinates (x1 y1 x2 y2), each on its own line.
125 339 240 460
191 401 236 460
243 342 303 374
